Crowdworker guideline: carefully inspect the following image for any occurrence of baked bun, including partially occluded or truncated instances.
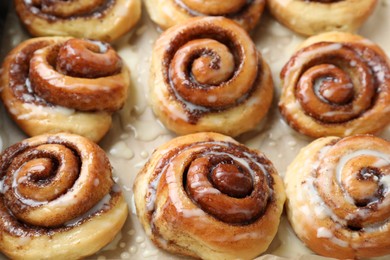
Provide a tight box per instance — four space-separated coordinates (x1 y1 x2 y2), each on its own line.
285 135 390 259
279 32 390 138
267 0 377 36
14 0 141 42
0 133 128 260
134 132 285 260
144 0 265 31
150 17 274 137
0 37 130 142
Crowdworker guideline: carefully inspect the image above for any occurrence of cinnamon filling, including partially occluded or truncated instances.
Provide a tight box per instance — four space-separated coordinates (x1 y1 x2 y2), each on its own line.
283 42 389 124
177 0 248 15
145 140 275 225
314 136 390 229
24 0 115 20
7 38 127 112
0 136 115 230
163 19 261 122
210 163 253 198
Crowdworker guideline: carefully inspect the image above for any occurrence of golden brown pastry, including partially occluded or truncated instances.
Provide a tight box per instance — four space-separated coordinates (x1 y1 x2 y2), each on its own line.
285 135 390 259
14 0 141 42
150 17 274 137
278 32 390 138
0 37 130 142
144 0 265 31
134 132 286 260
0 133 128 260
267 0 377 36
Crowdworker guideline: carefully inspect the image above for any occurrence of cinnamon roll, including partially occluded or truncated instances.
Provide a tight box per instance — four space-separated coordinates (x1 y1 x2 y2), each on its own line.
144 0 265 31
267 0 377 36
14 0 141 42
133 132 285 260
285 135 390 259
150 17 274 137
0 133 128 259
0 37 130 142
279 32 390 138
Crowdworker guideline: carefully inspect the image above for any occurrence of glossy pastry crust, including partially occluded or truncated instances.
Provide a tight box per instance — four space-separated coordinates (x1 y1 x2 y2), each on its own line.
278 32 390 138
267 0 377 36
0 37 130 142
14 0 141 42
150 17 274 137
0 133 128 260
285 135 390 259
133 132 285 260
144 0 265 31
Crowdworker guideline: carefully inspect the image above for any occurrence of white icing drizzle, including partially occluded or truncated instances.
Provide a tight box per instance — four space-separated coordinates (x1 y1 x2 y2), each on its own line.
381 175 390 192
156 84 189 121
88 40 108 53
300 143 390 252
0 178 6 194
130 194 137 215
11 168 48 207
64 193 112 226
285 43 343 81
146 171 163 212
316 227 333 238
18 103 75 120
304 176 346 226
335 149 390 203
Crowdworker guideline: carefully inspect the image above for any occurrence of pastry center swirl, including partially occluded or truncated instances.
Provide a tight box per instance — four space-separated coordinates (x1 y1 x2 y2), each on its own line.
13 146 79 202
180 145 272 224
9 38 127 112
56 39 122 78
314 136 390 229
0 137 113 228
345 167 382 205
188 40 235 85
288 42 389 124
210 163 253 198
164 19 259 113
311 66 354 105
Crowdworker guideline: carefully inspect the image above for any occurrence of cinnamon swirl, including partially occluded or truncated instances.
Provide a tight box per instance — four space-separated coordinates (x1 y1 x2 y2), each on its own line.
133 132 285 260
279 32 390 138
285 135 390 259
144 0 265 31
14 0 141 42
0 133 128 259
150 17 274 137
0 37 130 142
267 0 377 36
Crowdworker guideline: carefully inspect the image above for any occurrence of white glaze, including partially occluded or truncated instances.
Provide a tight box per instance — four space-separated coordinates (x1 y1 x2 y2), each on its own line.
64 193 112 226
316 227 333 238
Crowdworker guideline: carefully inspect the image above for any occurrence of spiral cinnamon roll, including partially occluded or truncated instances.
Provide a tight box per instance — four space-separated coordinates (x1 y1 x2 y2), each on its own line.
285 135 390 259
278 32 390 138
144 0 265 31
14 0 141 42
0 133 128 259
0 37 130 142
134 132 285 260
267 0 377 36
150 17 274 137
